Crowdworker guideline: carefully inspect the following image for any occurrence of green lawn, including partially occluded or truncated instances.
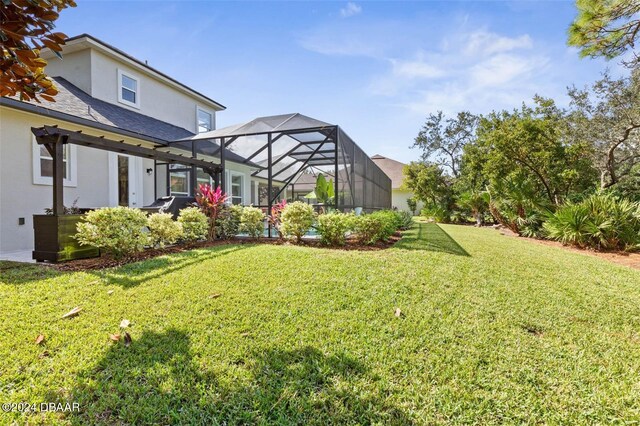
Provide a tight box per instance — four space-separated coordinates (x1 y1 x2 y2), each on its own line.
1 223 639 425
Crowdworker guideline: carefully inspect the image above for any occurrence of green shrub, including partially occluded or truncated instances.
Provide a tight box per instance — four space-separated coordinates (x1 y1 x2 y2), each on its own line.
240 206 265 238
420 206 451 223
316 212 354 246
406 197 417 215
177 207 208 242
148 213 183 248
352 215 384 245
516 213 546 238
396 210 413 230
280 201 316 243
544 193 640 251
218 204 243 239
369 210 401 241
75 206 149 259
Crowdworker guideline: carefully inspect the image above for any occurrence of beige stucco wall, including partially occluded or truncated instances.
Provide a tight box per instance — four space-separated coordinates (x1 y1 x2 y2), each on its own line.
44 50 93 95
89 51 216 134
0 107 158 252
392 189 423 215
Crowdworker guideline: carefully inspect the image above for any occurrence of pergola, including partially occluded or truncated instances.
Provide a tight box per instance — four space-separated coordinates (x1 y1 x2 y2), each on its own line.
174 113 392 218
31 125 223 216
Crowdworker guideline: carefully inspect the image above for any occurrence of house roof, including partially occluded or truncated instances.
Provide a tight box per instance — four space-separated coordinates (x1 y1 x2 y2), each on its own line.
370 155 406 190
1 78 251 165
49 77 195 141
43 34 225 111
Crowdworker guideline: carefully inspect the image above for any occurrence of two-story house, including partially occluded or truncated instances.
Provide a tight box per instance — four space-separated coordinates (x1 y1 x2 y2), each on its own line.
0 34 256 256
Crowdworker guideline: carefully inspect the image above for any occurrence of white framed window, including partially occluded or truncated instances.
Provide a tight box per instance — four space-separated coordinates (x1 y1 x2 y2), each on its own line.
228 171 243 205
196 168 213 188
196 107 213 133
117 69 140 108
32 136 77 187
169 164 190 196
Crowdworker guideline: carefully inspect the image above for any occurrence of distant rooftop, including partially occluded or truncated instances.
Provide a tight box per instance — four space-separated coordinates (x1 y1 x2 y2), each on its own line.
371 155 406 190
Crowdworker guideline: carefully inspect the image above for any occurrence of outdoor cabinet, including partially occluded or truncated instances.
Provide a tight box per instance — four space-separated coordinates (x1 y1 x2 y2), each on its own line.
32 214 99 262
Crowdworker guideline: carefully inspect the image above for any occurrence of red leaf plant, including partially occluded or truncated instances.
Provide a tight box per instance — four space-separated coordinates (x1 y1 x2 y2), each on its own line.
268 199 287 238
195 184 228 240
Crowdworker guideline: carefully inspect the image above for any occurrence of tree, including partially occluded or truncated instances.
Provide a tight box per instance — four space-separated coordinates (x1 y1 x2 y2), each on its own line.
1 0 76 101
567 67 640 189
412 111 478 178
469 97 597 207
568 0 640 66
402 162 454 221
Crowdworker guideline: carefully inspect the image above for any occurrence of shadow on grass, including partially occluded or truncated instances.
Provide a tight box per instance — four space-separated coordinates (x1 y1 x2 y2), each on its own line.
0 246 249 287
93 245 248 289
0 260 66 285
69 329 412 425
395 222 470 257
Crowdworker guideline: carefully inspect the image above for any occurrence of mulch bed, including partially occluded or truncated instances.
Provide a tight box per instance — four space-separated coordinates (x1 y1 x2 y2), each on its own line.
51 233 403 272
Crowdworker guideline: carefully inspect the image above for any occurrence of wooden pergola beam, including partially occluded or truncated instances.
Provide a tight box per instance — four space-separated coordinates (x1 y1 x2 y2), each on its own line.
32 126 223 172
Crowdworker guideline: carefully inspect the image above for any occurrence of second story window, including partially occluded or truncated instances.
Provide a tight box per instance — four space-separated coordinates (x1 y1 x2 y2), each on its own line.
197 107 213 133
118 69 140 108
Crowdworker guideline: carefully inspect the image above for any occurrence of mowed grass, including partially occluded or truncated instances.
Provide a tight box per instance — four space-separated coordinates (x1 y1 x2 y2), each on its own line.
1 223 639 425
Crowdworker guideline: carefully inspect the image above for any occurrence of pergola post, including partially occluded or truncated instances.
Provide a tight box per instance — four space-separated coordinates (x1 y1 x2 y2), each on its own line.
334 130 339 211
52 134 67 215
191 139 198 196
220 137 226 192
267 133 273 238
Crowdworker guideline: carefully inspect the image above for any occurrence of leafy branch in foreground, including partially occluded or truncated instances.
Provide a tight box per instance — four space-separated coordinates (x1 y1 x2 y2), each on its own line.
1 0 76 101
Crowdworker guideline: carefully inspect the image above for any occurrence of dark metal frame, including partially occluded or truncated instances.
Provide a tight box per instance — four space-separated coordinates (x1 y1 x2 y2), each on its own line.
169 120 392 238
31 125 222 216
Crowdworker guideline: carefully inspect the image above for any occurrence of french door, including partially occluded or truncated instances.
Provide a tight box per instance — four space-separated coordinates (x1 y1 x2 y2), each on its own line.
109 153 142 207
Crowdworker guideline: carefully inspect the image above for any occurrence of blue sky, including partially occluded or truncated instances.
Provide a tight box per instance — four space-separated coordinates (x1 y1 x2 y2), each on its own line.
56 1 620 163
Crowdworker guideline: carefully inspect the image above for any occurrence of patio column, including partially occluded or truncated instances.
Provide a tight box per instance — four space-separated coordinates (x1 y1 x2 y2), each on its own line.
52 134 67 215
334 130 339 211
220 137 226 192
191 139 198 196
267 133 273 238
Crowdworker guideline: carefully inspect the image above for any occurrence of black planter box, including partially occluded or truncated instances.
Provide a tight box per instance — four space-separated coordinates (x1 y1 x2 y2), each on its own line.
32 214 99 262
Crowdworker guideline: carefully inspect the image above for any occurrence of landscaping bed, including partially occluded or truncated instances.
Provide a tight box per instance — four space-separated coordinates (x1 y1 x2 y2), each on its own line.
52 233 403 272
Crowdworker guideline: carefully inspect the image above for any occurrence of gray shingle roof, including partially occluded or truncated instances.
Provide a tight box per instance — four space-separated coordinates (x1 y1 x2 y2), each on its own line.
4 77 255 166
47 77 195 141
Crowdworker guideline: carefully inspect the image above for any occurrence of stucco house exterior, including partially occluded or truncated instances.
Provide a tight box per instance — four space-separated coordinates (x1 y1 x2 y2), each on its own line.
0 34 257 256
370 155 423 214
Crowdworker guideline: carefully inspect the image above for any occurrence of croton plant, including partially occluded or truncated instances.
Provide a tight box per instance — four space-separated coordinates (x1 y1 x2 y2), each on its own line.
195 184 228 240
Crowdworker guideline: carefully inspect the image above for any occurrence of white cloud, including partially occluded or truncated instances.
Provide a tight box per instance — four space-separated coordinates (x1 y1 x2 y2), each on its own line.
299 16 560 116
368 31 549 115
464 31 533 56
340 2 362 18
470 54 549 88
391 58 445 79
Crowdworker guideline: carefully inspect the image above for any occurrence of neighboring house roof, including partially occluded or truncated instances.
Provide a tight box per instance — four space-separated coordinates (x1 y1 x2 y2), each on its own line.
371 154 406 190
0 78 251 165
43 34 225 111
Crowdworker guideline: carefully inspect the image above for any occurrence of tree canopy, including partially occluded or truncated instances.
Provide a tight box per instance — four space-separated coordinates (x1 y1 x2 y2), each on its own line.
567 67 640 189
412 111 478 178
568 0 640 66
1 0 76 101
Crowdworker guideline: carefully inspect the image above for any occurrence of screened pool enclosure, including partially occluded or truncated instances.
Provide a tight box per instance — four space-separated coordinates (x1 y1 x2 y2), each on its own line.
170 113 392 214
